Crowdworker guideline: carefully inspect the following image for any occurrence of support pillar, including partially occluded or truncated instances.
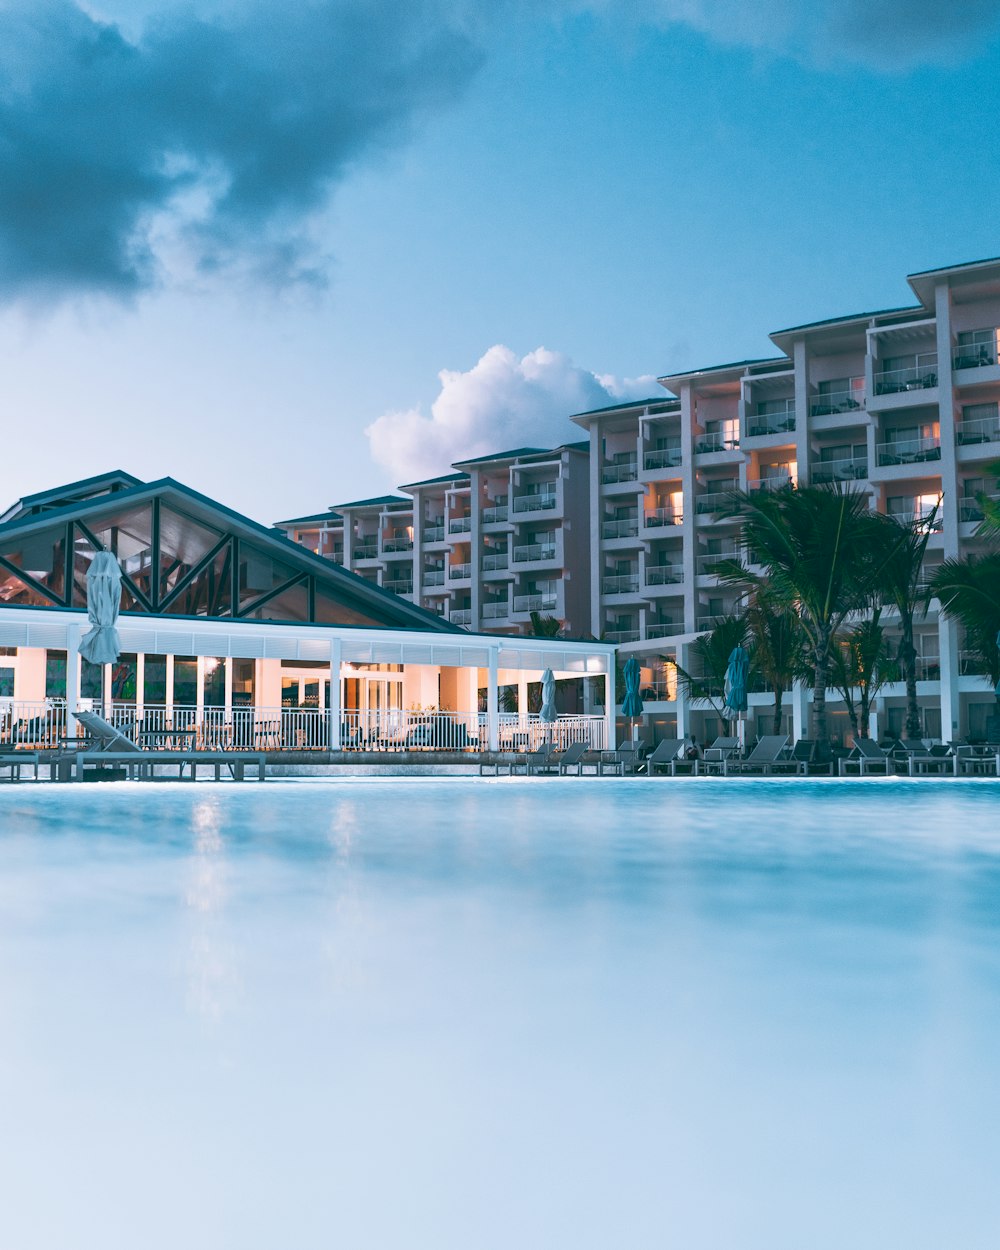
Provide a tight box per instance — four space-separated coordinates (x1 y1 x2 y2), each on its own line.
65 624 81 737
938 616 961 744
328 636 342 751
487 649 499 751
605 654 616 750
791 679 810 744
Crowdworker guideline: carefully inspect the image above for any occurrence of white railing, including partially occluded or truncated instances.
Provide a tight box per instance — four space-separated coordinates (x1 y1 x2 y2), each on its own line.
810 389 864 416
953 337 998 370
448 563 472 579
812 457 868 483
748 412 796 437
747 475 793 493
449 516 472 534
695 432 738 454
602 518 639 539
876 436 941 465
495 714 606 752
645 565 682 585
874 359 938 394
956 417 1000 445
646 622 684 639
513 492 557 512
449 609 472 626
481 552 509 571
602 574 639 595
644 447 682 471
482 601 509 619
423 525 446 542
602 461 638 483
643 508 683 529
513 593 557 612
0 699 68 747
513 543 556 562
481 505 508 524
423 569 445 586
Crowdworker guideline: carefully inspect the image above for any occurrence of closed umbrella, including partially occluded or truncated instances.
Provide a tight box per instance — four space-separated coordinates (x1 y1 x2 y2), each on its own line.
539 667 558 749
79 551 123 667
621 655 644 745
724 644 750 750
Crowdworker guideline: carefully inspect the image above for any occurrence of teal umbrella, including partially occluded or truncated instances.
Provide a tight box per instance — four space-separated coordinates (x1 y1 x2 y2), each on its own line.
621 656 643 742
724 645 750 715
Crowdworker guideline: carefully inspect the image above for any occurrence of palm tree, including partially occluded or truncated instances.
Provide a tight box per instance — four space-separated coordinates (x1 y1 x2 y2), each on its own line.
868 506 937 740
674 614 749 737
745 593 803 736
828 614 895 741
930 553 1000 702
974 457 1000 536
529 612 562 638
717 485 885 742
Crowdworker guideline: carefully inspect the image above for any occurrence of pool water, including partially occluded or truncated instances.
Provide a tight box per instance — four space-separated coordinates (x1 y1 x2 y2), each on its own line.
1 778 998 1249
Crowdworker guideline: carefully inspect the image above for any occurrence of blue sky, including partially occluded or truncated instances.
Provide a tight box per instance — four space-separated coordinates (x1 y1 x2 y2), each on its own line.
2 0 1000 521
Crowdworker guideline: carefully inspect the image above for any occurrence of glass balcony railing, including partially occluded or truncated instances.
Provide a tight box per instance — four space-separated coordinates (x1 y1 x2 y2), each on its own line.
695 432 739 454
448 563 472 579
956 417 1000 445
512 492 557 513
601 574 639 595
601 518 639 540
874 359 938 395
449 516 472 534
481 505 508 524
481 552 509 571
875 436 941 466
603 628 641 643
645 565 683 586
812 457 868 483
953 335 999 371
747 475 793 493
449 609 472 626
959 493 999 523
513 543 556 563
810 390 864 416
646 622 684 639
383 579 413 595
423 569 445 586
514 594 557 612
353 542 378 560
643 447 682 471
886 506 944 532
481 601 509 619
696 490 737 515
381 536 413 553
602 460 638 484
643 508 683 529
422 524 445 542
698 551 741 577
747 412 796 437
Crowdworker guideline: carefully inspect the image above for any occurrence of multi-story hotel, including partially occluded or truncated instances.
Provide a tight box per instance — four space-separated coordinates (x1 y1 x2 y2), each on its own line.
276 442 592 637
281 255 1000 747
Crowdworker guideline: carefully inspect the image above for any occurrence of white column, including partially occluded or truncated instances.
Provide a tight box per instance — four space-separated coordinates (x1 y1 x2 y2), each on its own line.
224 657 233 719
102 663 113 712
605 653 617 750
517 673 529 729
165 654 175 722
487 648 499 751
328 636 342 751
65 624 81 736
791 679 810 743
196 656 205 723
938 616 961 744
135 654 145 722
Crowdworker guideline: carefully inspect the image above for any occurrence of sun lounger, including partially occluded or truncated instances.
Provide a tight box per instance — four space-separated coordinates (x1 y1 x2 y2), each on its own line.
555 741 593 775
768 739 834 776
724 735 790 775
64 750 267 782
838 738 891 776
74 711 143 753
599 744 643 776
0 751 42 782
696 736 740 776
953 744 1000 776
641 739 683 774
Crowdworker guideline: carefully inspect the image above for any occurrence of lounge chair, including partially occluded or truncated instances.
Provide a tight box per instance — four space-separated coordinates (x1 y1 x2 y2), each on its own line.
74 711 142 753
555 741 594 775
768 739 834 776
953 744 1000 777
640 739 683 775
599 743 644 776
838 738 891 776
696 736 740 776
907 743 953 776
0 752 42 782
724 735 790 775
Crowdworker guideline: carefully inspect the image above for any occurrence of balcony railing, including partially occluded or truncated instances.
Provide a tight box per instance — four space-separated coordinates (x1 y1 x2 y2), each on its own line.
953 338 998 371
875 436 941 466
646 622 684 639
698 551 740 576
645 565 683 586
956 417 1000 446
696 614 733 632
449 563 472 579
695 432 739 454
423 569 445 587
960 650 990 676
644 447 682 471
514 593 557 612
602 518 639 539
449 609 472 626
959 493 1000 523
696 490 737 515
886 506 944 532
810 390 864 416
422 524 445 543
482 601 509 619
353 542 378 560
383 579 413 595
449 516 472 534
812 457 868 483
638 681 675 700
603 628 640 643
481 552 509 571
381 536 413 553
874 359 938 395
747 475 793 493
601 574 639 595
481 505 509 524
512 491 557 513
602 460 638 484
513 543 556 563
747 413 796 437
643 508 683 529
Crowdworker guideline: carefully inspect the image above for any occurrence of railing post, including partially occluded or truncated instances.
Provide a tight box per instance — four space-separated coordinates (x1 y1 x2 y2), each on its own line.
487 648 499 752
65 623 81 738
328 637 342 751
605 654 616 751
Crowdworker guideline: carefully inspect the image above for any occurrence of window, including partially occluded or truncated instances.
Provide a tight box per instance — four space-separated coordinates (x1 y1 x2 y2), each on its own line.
0 667 13 698
45 650 67 699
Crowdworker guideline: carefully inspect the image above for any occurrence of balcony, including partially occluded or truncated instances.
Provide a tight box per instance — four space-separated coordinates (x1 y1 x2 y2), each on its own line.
696 614 732 632
644 447 682 471
513 542 556 563
643 508 683 529
423 524 445 543
747 474 793 493
602 517 639 540
383 579 413 595
645 564 683 586
481 552 509 571
698 551 741 577
875 436 941 467
960 649 990 676
512 490 557 513
449 609 472 626
886 505 944 532
956 416 1000 446
603 628 640 643
695 432 739 454
602 460 638 484
449 516 472 534
953 334 999 371
423 569 445 587
959 493 999 524
812 457 868 484
747 412 796 437
695 490 737 515
449 563 472 580
353 542 378 560
874 358 938 395
381 536 414 553
810 389 864 417
482 601 509 619
514 593 557 612
646 622 685 639
602 573 639 595
481 503 508 524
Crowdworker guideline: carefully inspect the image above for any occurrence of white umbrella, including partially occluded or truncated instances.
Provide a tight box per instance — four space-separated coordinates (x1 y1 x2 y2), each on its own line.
79 551 123 666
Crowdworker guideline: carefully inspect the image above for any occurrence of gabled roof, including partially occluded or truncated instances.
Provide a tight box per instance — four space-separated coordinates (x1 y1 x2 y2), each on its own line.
0 474 460 634
451 446 548 467
570 397 674 419
332 494 412 510
0 470 142 525
398 471 471 489
273 509 342 527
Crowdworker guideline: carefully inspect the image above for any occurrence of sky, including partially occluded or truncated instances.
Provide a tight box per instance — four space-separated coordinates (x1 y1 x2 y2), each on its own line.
2 0 1000 523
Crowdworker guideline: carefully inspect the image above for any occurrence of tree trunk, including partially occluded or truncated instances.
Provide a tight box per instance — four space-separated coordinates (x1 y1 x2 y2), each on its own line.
771 689 784 736
900 614 921 740
859 701 868 740
811 633 831 742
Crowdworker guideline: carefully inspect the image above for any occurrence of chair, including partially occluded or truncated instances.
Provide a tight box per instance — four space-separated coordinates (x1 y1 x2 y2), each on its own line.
725 735 790 774
696 736 740 776
768 739 833 776
641 739 684 775
838 738 891 776
555 741 594 775
73 711 143 753
599 743 644 776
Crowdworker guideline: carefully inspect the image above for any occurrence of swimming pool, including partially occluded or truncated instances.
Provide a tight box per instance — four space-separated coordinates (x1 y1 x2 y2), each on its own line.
1 778 998 1249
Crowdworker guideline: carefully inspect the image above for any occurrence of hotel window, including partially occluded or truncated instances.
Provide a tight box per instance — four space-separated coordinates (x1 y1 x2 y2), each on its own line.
0 666 13 698
45 650 67 699
81 659 103 700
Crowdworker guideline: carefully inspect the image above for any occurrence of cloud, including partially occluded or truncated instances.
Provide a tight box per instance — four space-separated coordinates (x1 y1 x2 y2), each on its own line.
365 344 660 484
0 0 482 300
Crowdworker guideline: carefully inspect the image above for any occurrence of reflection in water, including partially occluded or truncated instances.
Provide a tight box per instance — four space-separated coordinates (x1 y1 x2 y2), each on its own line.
184 795 239 1022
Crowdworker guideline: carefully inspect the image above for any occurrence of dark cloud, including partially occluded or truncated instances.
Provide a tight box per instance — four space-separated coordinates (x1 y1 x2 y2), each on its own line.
0 0 482 300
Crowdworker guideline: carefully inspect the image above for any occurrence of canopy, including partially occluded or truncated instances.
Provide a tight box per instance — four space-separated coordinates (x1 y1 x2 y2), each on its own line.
79 551 123 666
724 645 750 715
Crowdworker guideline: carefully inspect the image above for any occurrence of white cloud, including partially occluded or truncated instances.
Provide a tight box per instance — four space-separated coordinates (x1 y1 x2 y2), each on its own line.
365 344 661 485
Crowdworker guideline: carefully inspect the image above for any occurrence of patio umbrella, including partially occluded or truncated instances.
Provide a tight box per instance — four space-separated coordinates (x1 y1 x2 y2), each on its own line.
539 667 558 747
724 644 750 749
79 551 123 666
621 655 644 743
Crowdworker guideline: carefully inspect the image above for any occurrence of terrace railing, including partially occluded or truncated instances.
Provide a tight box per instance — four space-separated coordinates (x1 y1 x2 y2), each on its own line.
602 460 638 484
601 573 639 595
449 516 472 534
875 436 941 466
513 593 557 612
874 359 938 395
645 565 683 585
643 508 683 529
601 517 639 539
513 543 556 563
512 492 557 513
481 601 509 619
481 552 509 571
423 569 446 587
448 563 472 579
812 457 868 483
747 413 796 437
0 699 68 748
956 416 1000 445
643 447 682 471
481 504 509 524
645 623 684 639
810 389 864 416
953 337 999 371
423 525 446 543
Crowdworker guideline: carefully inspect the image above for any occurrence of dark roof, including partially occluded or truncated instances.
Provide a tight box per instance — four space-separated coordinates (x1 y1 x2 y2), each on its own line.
658 357 787 382
907 255 1000 279
570 397 673 419
769 306 921 337
332 494 412 510
452 446 548 466
0 474 459 634
559 440 591 454
273 509 342 527
398 471 471 489
1 470 143 524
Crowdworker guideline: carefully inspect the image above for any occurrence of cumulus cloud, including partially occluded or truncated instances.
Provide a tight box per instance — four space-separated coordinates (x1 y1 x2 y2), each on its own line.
0 0 481 300
365 344 660 484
